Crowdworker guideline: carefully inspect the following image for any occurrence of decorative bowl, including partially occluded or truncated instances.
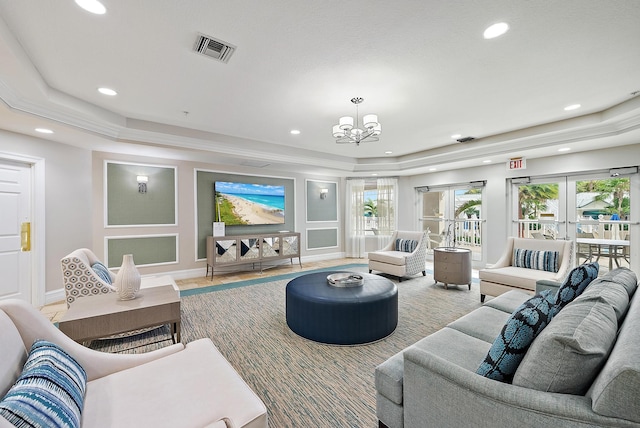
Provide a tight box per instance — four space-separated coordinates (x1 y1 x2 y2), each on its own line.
327 273 364 287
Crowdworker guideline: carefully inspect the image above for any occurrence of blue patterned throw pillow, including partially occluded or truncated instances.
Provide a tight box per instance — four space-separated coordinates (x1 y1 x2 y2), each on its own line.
477 290 557 382
395 239 418 253
554 262 599 310
0 340 87 428
513 248 559 272
91 261 112 284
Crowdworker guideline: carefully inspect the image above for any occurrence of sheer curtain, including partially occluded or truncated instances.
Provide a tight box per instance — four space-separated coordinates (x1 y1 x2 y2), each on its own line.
345 179 366 257
345 177 399 257
376 177 398 248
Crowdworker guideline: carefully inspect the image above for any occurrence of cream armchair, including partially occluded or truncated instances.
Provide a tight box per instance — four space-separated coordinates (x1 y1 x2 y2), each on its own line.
0 299 267 428
479 237 573 302
61 248 178 307
368 231 428 281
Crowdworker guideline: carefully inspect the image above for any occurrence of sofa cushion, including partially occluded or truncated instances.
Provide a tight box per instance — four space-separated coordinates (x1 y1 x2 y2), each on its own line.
368 251 406 266
482 290 531 314
447 306 512 343
375 328 491 406
476 290 556 382
577 275 631 323
589 287 640 423
513 296 617 395
594 267 638 297
513 248 559 273
91 262 112 284
0 340 87 428
554 262 599 310
395 239 418 253
479 266 558 292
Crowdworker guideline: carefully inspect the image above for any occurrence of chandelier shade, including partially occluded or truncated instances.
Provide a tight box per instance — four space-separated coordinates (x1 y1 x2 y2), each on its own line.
333 97 381 145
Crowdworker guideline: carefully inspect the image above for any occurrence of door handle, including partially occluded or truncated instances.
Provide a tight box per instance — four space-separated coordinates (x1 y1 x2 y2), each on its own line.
20 222 31 252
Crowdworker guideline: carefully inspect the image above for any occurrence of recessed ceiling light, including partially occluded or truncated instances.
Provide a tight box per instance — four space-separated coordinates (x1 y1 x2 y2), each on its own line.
371 173 378 176
564 104 581 111
451 134 462 140
429 168 437 172
558 147 571 152
483 160 492 163
483 22 509 39
35 128 53 134
75 0 106 14
385 151 393 155
290 129 300 135
98 87 117 96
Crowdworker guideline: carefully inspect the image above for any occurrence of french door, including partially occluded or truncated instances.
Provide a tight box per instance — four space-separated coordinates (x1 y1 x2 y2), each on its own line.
511 169 638 274
418 184 485 263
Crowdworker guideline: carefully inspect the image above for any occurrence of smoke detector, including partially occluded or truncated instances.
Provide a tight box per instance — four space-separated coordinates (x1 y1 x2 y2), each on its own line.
194 33 236 63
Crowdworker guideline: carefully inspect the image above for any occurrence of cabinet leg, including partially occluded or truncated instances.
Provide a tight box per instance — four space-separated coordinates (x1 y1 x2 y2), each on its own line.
468 283 471 291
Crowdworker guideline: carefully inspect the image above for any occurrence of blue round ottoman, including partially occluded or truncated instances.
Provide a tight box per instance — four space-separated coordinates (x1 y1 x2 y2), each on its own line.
286 271 398 345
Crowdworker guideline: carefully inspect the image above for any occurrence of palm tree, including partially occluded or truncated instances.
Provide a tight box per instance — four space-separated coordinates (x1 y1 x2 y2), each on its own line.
364 199 377 217
518 184 559 219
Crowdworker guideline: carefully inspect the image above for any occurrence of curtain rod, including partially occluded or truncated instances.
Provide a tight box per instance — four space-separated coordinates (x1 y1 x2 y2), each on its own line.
345 176 399 180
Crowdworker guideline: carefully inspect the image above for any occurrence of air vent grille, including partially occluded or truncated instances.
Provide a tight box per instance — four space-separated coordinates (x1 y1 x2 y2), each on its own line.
194 33 236 63
456 136 475 143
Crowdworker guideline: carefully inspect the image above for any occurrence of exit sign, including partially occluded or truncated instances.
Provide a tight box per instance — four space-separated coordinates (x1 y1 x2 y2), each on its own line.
508 157 526 170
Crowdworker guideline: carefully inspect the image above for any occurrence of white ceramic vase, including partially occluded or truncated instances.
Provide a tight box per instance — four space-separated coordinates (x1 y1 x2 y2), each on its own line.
115 254 141 300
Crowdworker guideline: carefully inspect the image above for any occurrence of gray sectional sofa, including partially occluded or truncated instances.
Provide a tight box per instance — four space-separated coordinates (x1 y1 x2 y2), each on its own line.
375 268 640 428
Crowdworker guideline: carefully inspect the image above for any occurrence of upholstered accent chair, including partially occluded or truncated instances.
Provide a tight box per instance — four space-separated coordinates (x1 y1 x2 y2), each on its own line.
61 248 178 307
368 231 428 281
479 237 573 302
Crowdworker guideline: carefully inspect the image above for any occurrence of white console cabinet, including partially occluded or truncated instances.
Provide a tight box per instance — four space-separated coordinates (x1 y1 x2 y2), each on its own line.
206 232 301 278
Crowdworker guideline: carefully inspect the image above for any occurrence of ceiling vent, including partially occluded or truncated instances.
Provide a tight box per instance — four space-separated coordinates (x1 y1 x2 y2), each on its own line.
456 136 475 143
194 33 236 63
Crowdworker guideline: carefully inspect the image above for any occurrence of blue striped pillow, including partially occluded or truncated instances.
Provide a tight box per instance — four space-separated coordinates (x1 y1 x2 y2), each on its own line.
395 239 418 253
0 340 87 428
91 261 112 284
513 248 559 273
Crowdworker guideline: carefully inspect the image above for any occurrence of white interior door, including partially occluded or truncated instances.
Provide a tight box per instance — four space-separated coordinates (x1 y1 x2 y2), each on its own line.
0 160 32 302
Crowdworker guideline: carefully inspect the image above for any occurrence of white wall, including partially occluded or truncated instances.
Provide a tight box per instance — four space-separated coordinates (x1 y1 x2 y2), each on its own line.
0 130 92 297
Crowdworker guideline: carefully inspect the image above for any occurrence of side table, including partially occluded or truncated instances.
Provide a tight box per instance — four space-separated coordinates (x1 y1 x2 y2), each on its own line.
58 285 181 343
434 247 472 290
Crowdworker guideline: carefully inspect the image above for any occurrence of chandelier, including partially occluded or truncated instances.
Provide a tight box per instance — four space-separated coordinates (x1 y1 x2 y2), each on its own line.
332 97 381 145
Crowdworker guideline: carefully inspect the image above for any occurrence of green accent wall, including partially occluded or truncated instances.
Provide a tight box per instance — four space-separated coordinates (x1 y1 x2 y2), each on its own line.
307 228 338 249
196 170 295 259
306 180 338 222
107 235 177 268
107 162 176 225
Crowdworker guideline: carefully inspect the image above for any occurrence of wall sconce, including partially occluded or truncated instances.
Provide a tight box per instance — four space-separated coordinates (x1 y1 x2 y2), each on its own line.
320 188 329 199
137 175 148 194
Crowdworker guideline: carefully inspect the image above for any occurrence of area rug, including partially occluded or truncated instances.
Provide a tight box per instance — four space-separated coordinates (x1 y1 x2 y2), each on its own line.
92 265 483 427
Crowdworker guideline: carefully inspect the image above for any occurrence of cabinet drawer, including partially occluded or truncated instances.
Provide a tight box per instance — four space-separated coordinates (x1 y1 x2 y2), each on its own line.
436 262 462 273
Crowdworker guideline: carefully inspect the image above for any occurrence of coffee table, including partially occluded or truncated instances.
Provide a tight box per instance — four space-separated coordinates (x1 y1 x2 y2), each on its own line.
58 285 181 343
285 271 398 345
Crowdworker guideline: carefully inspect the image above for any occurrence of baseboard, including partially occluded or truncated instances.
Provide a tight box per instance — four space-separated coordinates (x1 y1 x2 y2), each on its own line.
44 253 351 305
44 288 66 305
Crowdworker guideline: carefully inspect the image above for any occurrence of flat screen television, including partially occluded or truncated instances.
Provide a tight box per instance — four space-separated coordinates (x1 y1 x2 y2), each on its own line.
214 181 285 225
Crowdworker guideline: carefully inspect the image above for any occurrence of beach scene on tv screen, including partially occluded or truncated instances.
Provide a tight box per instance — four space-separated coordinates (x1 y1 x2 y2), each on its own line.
215 181 285 225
